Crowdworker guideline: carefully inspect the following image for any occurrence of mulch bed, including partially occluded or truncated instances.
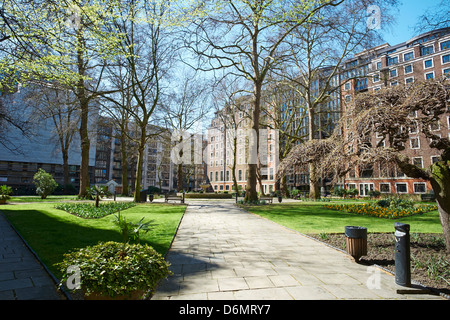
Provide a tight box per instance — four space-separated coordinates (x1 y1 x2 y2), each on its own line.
307 233 450 296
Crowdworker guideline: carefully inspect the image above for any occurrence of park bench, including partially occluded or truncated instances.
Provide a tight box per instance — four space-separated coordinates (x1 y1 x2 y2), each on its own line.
259 196 273 203
165 192 185 203
421 193 435 202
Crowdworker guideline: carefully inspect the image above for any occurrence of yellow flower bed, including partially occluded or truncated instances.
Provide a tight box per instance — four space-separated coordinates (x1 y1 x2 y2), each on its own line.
323 203 437 219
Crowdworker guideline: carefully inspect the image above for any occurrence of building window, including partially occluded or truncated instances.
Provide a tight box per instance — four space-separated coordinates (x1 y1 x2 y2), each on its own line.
431 156 440 164
376 61 382 70
387 56 398 66
442 54 450 64
404 64 413 74
396 183 408 194
441 40 450 51
344 82 351 90
421 45 434 56
413 183 427 194
425 72 434 80
238 170 242 181
430 120 440 131
210 172 213 182
444 68 450 78
410 137 420 149
424 59 434 68
405 77 414 85
390 69 397 78
413 157 423 168
373 73 380 82
379 183 391 193
404 52 414 61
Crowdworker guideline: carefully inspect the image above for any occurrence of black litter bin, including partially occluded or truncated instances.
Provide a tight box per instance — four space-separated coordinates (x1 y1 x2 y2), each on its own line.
345 226 367 261
394 222 411 287
139 190 147 203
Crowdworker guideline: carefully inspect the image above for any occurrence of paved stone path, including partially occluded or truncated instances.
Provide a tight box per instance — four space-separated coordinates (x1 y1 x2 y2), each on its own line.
0 213 64 300
153 200 444 300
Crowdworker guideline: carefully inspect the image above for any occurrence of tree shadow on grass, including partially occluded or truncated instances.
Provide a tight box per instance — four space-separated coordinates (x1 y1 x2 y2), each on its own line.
1 208 168 279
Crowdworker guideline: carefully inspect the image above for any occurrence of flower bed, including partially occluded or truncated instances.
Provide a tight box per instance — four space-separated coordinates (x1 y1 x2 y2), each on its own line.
323 202 438 219
55 202 136 219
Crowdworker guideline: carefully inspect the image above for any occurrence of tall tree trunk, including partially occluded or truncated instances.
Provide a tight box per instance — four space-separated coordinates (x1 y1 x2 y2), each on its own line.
62 150 69 187
78 98 90 198
245 81 261 202
308 104 320 200
120 129 129 196
177 163 183 192
76 28 90 199
133 132 146 202
281 175 290 197
309 162 320 200
430 161 450 253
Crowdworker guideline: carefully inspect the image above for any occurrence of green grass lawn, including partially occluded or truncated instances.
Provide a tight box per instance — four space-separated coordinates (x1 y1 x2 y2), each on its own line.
0 202 186 278
9 195 79 202
242 202 443 234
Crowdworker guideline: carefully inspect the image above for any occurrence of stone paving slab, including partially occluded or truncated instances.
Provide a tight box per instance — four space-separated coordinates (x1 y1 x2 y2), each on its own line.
0 213 64 300
153 200 445 300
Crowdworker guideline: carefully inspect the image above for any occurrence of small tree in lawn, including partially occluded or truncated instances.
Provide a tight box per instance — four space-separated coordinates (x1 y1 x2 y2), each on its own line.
33 169 58 199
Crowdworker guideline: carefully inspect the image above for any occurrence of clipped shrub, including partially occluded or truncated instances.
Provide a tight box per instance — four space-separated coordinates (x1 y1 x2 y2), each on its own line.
57 241 172 299
55 202 136 219
184 193 233 199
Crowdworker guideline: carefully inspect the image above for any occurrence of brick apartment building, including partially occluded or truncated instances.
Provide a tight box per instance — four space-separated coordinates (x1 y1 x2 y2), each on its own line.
207 99 280 194
341 27 450 196
207 27 450 197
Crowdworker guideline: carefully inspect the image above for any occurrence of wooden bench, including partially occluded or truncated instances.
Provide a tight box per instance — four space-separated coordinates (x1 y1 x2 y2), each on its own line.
259 196 273 203
165 193 185 203
421 193 435 202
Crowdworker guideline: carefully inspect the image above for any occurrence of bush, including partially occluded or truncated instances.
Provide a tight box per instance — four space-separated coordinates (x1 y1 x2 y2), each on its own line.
147 186 161 194
33 168 58 199
347 188 359 197
0 185 13 201
55 202 136 219
333 188 347 198
57 241 172 299
324 202 437 219
376 196 414 210
184 193 233 199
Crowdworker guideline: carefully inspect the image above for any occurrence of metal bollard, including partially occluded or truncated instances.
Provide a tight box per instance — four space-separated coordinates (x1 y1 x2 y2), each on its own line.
394 222 411 287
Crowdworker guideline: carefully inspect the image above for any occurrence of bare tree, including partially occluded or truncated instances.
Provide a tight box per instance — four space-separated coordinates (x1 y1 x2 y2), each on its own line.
415 0 450 33
269 0 399 199
25 84 79 187
212 78 249 195
159 71 209 192
101 0 175 202
182 0 343 201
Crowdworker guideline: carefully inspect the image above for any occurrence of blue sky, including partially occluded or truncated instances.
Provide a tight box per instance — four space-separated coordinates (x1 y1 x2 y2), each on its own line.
380 0 443 45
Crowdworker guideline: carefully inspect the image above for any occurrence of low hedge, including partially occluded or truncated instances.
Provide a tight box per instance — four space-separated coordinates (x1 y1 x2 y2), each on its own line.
184 193 233 199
